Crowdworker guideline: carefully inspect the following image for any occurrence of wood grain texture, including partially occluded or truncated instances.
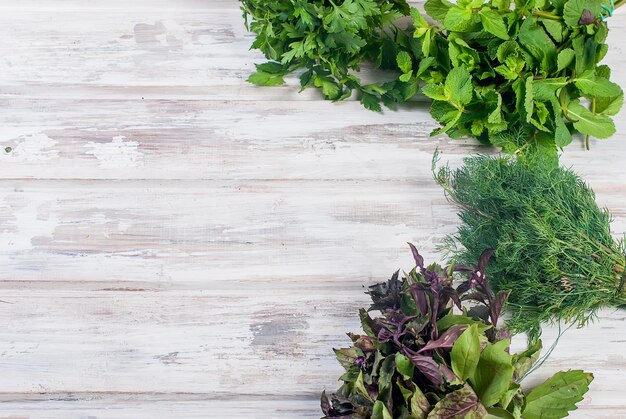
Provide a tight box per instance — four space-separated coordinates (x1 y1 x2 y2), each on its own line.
0 0 625 417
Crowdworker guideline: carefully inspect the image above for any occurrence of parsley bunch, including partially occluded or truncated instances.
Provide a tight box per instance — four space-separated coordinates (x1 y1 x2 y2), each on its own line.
322 245 593 419
240 0 414 109
242 0 624 159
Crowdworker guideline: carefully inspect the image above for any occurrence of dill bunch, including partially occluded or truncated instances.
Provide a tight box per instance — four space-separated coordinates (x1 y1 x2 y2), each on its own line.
435 155 626 337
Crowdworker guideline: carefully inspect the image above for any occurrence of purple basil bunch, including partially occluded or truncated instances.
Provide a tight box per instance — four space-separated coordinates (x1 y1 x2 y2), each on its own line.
321 245 592 419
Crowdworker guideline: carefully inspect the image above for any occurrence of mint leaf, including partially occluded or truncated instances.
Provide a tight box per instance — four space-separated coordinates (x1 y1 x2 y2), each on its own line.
451 324 481 381
518 17 556 70
523 370 593 419
557 48 575 71
479 9 509 40
445 67 473 108
424 0 453 23
397 51 412 73
574 70 623 99
563 0 602 28
595 92 624 116
566 100 616 139
444 6 475 32
524 76 534 122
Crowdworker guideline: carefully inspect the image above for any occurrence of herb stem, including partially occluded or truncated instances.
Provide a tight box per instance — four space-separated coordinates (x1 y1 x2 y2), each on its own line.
533 10 562 21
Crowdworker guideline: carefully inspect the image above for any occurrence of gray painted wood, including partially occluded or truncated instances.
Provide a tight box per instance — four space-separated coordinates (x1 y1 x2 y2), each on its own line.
0 1 624 417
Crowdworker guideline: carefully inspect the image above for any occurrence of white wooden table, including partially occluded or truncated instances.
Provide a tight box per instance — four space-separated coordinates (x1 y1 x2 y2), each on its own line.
0 1 624 418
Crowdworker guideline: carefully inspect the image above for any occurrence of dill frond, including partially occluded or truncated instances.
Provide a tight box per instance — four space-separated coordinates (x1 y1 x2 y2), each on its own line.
435 156 626 337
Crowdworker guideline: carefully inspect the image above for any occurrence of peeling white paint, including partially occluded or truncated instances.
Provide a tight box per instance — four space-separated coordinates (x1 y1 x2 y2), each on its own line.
84 136 144 168
1 133 59 162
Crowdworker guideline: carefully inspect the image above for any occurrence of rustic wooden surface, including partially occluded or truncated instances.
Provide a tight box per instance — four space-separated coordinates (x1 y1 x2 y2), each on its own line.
0 1 624 418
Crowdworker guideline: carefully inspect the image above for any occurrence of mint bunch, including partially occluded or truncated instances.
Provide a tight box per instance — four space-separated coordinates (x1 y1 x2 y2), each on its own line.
414 0 624 162
322 245 593 418
241 0 624 161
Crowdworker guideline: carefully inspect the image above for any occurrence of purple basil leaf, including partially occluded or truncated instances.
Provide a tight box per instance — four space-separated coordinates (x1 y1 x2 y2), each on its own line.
418 324 466 353
467 305 490 323
456 279 473 295
408 242 424 270
477 248 495 274
410 354 444 386
441 286 462 310
579 9 595 25
410 285 431 316
321 390 331 415
461 291 487 305
377 327 394 343
491 290 511 326
440 364 459 384
427 385 487 418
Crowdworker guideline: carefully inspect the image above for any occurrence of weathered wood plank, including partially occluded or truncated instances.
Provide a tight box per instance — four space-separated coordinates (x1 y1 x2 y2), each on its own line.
0 286 623 412
1 0 625 417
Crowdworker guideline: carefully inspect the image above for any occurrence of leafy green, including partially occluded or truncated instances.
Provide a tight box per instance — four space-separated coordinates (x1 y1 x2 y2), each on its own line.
321 245 593 418
524 370 594 419
451 324 481 381
242 0 624 161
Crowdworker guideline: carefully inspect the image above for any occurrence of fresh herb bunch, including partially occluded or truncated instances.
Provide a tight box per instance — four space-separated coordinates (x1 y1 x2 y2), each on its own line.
242 0 624 159
322 245 593 418
240 0 417 109
435 155 626 337
414 0 624 158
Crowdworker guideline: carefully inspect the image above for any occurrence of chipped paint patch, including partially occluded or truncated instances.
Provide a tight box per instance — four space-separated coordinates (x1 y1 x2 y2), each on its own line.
1 133 59 162
85 136 144 168
250 313 308 359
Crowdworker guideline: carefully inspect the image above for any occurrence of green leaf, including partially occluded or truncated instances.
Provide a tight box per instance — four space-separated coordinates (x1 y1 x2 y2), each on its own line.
248 71 285 86
372 400 394 419
445 67 473 108
411 387 430 419
451 324 481 381
411 7 430 37
424 0 453 23
485 407 516 418
563 0 602 28
479 9 509 40
573 35 597 74
427 385 488 418
416 57 436 77
361 92 382 112
518 17 556 70
557 48 575 71
566 99 616 139
444 6 475 32
437 313 492 333
470 339 514 407
595 92 624 116
532 78 568 101
395 352 415 378
422 29 433 57
423 83 447 101
541 19 564 43
355 371 374 402
524 76 534 122
397 51 413 74
523 370 593 419
574 70 623 99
